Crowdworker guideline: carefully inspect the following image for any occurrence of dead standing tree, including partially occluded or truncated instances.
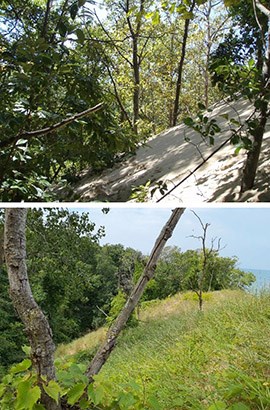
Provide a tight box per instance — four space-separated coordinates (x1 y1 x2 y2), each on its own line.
189 210 222 311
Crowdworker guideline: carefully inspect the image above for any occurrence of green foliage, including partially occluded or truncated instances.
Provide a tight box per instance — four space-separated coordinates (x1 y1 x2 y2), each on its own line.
143 246 255 301
0 1 137 201
184 104 221 145
1 290 270 409
106 290 138 328
0 266 27 379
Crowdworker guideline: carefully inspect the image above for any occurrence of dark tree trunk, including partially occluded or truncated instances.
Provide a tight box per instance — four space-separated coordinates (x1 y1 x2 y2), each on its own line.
240 2 270 193
86 208 185 381
240 107 268 192
132 35 140 134
4 209 60 410
171 0 196 126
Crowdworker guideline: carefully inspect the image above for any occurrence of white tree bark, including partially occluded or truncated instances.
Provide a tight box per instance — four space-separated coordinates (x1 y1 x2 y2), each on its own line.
4 208 60 410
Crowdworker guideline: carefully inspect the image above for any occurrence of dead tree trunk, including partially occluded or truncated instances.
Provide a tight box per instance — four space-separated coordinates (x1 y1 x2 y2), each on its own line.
86 207 185 380
4 208 60 410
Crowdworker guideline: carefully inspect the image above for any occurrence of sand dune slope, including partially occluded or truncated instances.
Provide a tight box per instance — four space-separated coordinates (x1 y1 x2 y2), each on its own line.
71 98 270 203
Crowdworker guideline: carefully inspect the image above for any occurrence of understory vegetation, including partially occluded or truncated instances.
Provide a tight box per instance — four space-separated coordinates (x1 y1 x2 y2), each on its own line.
1 290 270 409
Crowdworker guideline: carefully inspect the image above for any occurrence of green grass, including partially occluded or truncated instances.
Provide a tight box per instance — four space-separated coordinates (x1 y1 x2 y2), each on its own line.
58 290 270 409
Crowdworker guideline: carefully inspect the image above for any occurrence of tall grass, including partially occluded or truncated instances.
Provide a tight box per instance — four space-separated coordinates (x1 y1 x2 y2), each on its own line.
58 290 270 409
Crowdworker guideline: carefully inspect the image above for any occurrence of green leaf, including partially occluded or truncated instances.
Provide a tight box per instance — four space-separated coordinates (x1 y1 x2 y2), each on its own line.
94 384 105 405
67 383 86 405
70 3 79 20
234 146 242 155
152 10 160 25
182 11 194 19
183 117 194 127
198 102 206 111
58 21 68 37
21 345 31 356
118 392 137 409
16 382 41 410
78 0 86 5
43 380 61 403
76 29 85 44
11 359 32 374
0 383 6 399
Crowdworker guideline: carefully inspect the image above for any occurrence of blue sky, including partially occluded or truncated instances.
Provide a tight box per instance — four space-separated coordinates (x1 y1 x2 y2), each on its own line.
72 206 270 271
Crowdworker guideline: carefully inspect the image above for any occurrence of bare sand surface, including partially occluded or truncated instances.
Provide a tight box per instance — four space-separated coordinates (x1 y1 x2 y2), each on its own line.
63 98 270 203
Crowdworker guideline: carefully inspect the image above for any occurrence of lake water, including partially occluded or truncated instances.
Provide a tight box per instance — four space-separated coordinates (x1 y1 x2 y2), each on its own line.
244 268 270 291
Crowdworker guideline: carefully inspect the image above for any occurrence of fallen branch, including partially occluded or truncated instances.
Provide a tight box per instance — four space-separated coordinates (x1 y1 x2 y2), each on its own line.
0 102 104 149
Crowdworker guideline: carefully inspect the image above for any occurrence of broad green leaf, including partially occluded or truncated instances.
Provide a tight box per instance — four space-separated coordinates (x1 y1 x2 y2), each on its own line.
67 383 86 405
11 359 32 374
118 392 137 409
183 117 194 126
16 382 41 410
70 3 79 20
94 384 105 405
43 380 61 403
58 21 68 37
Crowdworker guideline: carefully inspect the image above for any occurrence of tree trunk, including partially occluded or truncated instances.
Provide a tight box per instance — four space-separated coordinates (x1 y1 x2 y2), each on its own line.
4 209 60 410
240 2 270 193
171 0 195 126
240 107 267 192
132 35 140 134
86 208 185 380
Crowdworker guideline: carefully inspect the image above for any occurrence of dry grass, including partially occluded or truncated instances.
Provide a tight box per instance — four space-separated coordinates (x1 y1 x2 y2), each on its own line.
56 326 107 358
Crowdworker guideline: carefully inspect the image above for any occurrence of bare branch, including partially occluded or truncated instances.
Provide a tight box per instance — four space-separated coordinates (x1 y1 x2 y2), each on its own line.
0 103 104 149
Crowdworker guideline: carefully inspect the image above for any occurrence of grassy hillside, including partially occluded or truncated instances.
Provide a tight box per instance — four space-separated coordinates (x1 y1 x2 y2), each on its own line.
57 290 270 409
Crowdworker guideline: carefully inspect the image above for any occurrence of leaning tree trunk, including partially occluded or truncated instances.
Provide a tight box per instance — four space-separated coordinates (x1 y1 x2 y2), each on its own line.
4 209 60 410
240 1 270 193
86 207 185 380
